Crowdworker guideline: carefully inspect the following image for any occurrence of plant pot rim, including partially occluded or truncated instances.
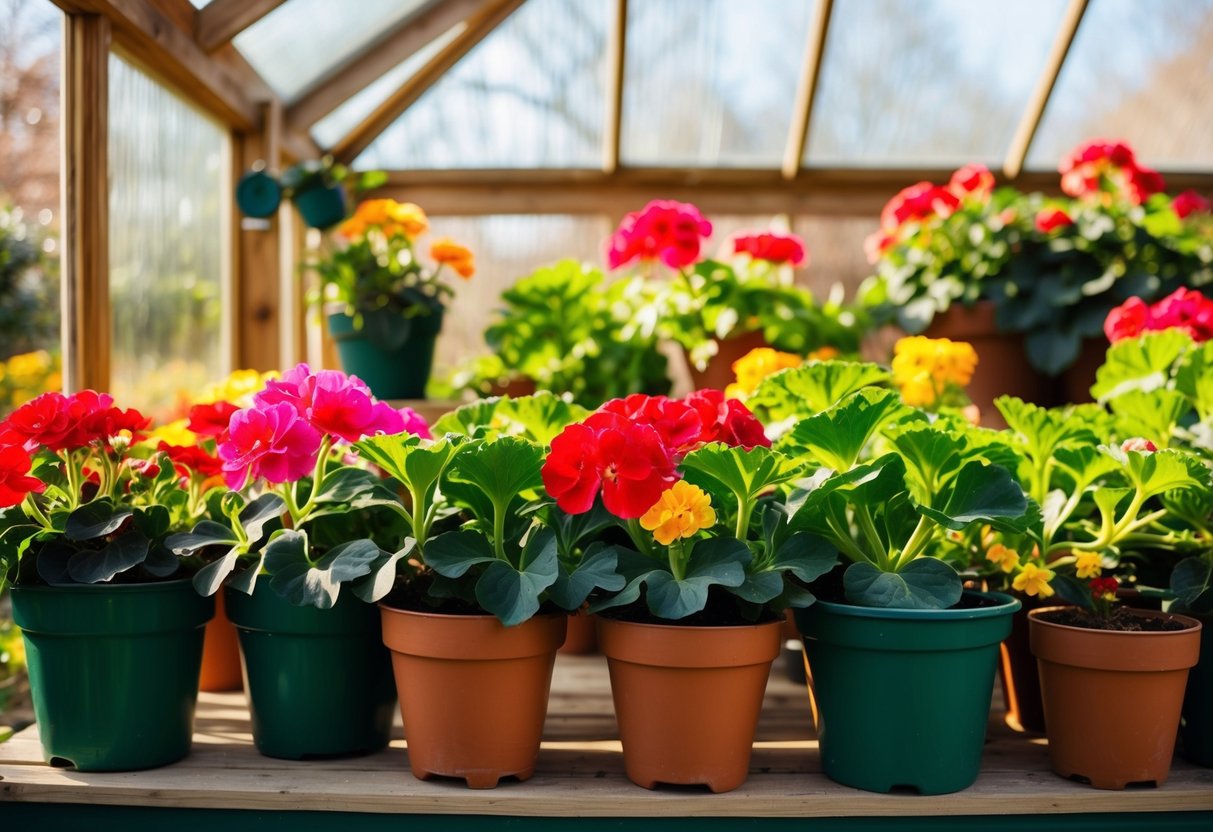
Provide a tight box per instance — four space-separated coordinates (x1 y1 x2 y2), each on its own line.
1027 606 1203 635
812 590 1021 621
596 614 783 633
377 604 565 623
10 577 197 595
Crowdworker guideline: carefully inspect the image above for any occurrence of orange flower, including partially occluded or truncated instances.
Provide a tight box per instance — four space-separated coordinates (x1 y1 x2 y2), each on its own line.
431 238 475 279
356 199 393 226
640 481 716 546
388 201 429 238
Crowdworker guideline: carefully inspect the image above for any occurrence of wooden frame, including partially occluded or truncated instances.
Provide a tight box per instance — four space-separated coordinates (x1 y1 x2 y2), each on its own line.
781 0 833 180
601 0 627 174
195 0 287 53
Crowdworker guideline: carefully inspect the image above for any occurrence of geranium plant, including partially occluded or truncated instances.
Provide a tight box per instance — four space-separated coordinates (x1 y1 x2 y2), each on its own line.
311 198 474 351
166 364 429 608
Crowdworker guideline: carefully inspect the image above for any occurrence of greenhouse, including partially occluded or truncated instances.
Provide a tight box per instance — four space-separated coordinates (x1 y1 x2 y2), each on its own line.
1 0 1213 829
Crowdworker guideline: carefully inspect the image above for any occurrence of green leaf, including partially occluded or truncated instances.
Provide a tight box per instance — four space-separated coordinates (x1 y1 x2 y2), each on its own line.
167 520 239 555
1172 557 1213 614
500 393 590 445
1115 447 1208 500
474 529 560 626
425 530 497 578
1109 389 1192 448
843 557 962 609
770 532 838 584
192 548 241 596
1092 329 1191 401
431 398 506 438
66 530 149 583
34 540 77 585
917 460 1029 531
882 424 967 505
239 493 286 544
779 388 908 471
748 360 891 421
313 467 394 504
548 542 624 610
447 436 545 514
65 501 133 541
1175 340 1213 421
352 539 415 603
643 537 750 620
681 443 803 503
264 531 379 609
734 569 786 604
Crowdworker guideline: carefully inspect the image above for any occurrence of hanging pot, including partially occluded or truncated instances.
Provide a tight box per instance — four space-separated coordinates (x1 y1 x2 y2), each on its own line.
598 615 782 793
10 579 212 771
292 184 347 230
225 584 396 760
380 606 566 789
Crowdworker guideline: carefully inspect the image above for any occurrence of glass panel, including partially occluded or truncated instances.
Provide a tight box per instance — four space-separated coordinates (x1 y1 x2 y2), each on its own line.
807 0 1068 167
355 0 606 169
235 0 430 101
622 0 813 167
312 24 463 149
108 55 230 421
1028 0 1213 172
0 1 63 413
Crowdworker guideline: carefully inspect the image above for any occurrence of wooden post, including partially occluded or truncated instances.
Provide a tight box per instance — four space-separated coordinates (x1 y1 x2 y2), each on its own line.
60 14 111 394
232 99 283 371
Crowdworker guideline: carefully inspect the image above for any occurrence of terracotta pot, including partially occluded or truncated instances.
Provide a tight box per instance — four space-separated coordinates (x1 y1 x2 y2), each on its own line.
486 376 538 398
380 607 566 789
1029 607 1202 789
598 616 782 793
558 610 597 655
925 301 1050 428
997 591 1048 733
685 329 768 392
199 591 243 692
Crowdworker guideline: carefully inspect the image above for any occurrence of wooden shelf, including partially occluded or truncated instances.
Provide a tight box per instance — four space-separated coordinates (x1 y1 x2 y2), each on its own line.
3 654 1213 819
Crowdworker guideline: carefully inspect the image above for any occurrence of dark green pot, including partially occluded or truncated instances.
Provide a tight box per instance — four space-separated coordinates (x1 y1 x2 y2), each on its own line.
224 585 396 760
327 308 443 400
1179 609 1213 766
795 591 1020 795
10 579 213 771
292 185 346 229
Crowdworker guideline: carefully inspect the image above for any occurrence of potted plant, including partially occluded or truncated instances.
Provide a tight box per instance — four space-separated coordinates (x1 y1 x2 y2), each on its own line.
354 393 619 789
313 198 474 400
279 157 353 230
541 389 836 793
167 364 430 759
0 390 215 771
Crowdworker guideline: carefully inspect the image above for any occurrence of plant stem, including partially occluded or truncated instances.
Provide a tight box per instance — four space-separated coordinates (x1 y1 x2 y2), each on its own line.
898 515 936 567
734 488 753 541
668 538 686 581
493 498 508 563
22 493 53 531
625 518 656 559
854 505 887 567
292 437 333 526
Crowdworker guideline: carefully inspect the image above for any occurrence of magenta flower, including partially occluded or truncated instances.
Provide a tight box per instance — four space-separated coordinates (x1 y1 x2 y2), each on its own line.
218 402 323 490
607 200 713 270
399 407 433 439
256 363 407 443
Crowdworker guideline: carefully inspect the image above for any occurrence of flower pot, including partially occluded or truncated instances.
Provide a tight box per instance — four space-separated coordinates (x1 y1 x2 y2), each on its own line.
997 590 1048 733
199 590 242 692
795 591 1020 794
327 307 443 401
925 301 1050 427
597 616 782 793
1029 607 1202 789
685 329 768 392
10 579 213 771
558 610 597 655
1179 609 1213 766
292 184 346 229
1060 336 1107 405
380 607 566 788
225 585 396 760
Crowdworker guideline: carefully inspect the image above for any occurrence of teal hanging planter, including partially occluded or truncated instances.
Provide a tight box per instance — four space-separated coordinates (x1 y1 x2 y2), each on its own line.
795 591 1020 795
327 306 443 400
292 184 347 229
225 584 396 760
10 579 213 772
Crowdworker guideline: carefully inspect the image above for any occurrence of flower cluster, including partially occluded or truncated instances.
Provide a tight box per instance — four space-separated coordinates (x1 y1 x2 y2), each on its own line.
864 164 994 263
890 336 978 409
542 391 768 519
607 200 713 270
1105 288 1213 343
725 347 804 400
731 231 807 267
1059 138 1165 206
639 480 715 546
1173 190 1212 220
0 350 61 413
337 198 428 241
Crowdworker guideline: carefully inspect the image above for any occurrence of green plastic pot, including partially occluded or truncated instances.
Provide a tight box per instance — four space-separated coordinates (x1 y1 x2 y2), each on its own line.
292 184 346 229
1179 608 1213 766
225 584 396 759
327 307 443 400
795 590 1020 794
10 579 213 771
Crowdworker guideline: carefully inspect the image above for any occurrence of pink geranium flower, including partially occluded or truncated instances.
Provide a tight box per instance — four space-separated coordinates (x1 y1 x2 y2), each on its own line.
948 164 995 200
256 363 407 443
607 200 713 270
218 402 323 490
399 407 433 439
1173 190 1212 219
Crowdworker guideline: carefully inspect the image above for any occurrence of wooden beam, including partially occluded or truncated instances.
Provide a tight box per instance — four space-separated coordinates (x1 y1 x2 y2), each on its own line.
60 14 112 393
51 0 261 129
195 0 286 52
782 0 833 179
286 0 479 130
602 0 627 174
1003 0 1088 180
329 0 527 164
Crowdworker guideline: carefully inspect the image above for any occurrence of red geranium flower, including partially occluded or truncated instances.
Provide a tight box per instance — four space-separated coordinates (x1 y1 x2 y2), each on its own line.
598 395 702 456
187 401 239 437
82 404 151 446
1173 190 1212 220
1059 138 1165 205
863 229 896 264
1034 207 1074 234
1104 297 1151 342
607 200 713 270
1 390 126 452
1150 288 1213 343
0 444 44 508
880 182 961 232
684 389 770 449
158 442 223 479
732 232 808 267
1090 576 1120 598
948 163 995 200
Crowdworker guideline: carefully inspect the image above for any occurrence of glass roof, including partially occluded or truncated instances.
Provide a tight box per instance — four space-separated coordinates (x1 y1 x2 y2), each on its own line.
1028 0 1213 172
354 0 607 169
234 0 430 102
622 0 814 167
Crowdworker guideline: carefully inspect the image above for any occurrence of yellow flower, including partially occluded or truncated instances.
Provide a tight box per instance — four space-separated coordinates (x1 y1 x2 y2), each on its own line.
1012 563 1056 598
430 238 475 279
891 336 978 407
388 201 429 238
985 543 1020 574
1074 551 1103 579
149 418 196 448
730 347 803 397
640 481 716 546
5 350 52 386
198 369 279 406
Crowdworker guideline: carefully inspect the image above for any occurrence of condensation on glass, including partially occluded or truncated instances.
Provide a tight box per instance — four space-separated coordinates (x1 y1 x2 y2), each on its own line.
108 54 231 421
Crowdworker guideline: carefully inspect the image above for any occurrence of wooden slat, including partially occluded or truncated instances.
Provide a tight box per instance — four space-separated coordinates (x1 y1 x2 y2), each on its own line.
60 14 111 394
286 0 480 130
781 0 833 179
329 0 527 164
195 0 286 52
601 0 627 174
51 0 261 129
1003 0 1089 180
3 656 1213 817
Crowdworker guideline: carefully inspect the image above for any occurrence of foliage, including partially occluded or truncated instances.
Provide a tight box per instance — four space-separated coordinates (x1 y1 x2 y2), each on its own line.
0 203 58 381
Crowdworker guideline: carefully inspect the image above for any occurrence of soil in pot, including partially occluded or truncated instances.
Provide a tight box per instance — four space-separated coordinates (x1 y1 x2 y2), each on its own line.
1030 607 1201 789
